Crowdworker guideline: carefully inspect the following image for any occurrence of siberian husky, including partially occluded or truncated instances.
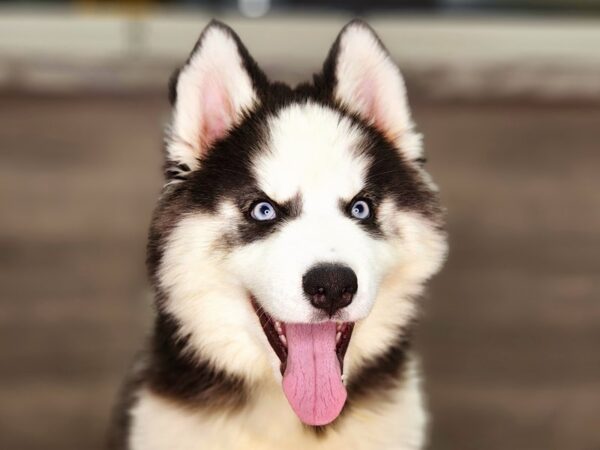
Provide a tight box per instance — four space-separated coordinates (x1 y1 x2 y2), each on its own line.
109 19 447 450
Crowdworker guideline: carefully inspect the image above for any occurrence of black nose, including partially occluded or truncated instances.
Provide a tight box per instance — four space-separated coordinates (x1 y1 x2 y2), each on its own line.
302 263 358 316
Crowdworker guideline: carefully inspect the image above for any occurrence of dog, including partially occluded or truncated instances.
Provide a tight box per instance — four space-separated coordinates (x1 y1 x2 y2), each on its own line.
109 19 447 450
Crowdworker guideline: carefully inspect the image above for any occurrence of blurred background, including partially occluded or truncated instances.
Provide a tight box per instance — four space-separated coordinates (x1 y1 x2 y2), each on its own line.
1 1 599 449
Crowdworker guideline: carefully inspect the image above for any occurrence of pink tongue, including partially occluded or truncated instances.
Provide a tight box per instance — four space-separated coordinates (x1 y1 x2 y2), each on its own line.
282 322 347 426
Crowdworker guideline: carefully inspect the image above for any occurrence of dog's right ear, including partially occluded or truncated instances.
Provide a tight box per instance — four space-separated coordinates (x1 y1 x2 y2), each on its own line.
165 21 266 177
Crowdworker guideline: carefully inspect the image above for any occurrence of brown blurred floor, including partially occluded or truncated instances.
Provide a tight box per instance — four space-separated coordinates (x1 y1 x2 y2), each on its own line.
0 92 599 450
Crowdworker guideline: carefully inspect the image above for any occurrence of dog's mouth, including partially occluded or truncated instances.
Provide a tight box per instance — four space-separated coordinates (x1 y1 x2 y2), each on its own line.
252 298 354 426
252 300 354 375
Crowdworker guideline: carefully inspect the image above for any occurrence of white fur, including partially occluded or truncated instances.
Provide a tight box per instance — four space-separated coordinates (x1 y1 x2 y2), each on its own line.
229 102 389 326
252 103 370 203
129 358 427 450
333 22 423 161
158 205 273 382
167 25 258 170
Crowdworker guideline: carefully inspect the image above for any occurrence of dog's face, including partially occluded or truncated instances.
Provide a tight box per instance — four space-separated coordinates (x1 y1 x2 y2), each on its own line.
148 20 447 426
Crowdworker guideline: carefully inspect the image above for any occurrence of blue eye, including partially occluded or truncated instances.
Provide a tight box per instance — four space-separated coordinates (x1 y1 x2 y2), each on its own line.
350 199 371 220
250 201 277 221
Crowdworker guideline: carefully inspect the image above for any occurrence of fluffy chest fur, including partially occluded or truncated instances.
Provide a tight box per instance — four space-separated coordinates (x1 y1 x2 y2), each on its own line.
128 359 426 450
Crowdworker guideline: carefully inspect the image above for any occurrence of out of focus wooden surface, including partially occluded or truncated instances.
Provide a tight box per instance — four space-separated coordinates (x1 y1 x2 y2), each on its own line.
1 92 599 450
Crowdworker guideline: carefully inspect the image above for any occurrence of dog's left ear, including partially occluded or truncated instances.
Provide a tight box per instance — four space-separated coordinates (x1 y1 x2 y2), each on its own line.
323 20 422 161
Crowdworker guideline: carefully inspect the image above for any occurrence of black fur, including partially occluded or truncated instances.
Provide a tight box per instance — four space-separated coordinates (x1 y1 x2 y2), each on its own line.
146 313 248 410
107 354 147 450
107 313 248 449
361 127 442 223
235 193 303 244
346 327 413 402
308 324 413 437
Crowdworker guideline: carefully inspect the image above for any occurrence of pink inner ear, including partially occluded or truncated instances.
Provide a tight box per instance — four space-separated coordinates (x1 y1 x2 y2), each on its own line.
200 76 234 151
357 75 378 124
357 74 396 141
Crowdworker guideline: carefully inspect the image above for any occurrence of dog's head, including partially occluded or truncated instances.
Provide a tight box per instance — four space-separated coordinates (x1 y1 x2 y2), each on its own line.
148 20 447 426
